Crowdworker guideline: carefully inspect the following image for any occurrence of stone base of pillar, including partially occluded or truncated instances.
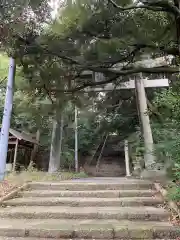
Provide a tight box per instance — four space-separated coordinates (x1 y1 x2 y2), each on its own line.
131 156 144 177
132 168 141 177
140 169 167 182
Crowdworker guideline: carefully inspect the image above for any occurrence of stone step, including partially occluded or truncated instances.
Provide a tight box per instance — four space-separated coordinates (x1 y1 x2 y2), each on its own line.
22 189 156 198
1 238 108 240
96 172 123 176
4 196 162 207
0 218 178 239
0 206 169 221
29 180 153 190
95 170 123 174
96 170 123 173
98 167 122 171
98 167 122 170
99 167 121 169
0 238 110 240
0 236 176 240
95 172 124 177
0 239 176 240
95 169 123 172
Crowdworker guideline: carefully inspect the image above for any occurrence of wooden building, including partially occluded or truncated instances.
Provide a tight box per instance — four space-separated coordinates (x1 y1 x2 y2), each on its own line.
3 128 39 172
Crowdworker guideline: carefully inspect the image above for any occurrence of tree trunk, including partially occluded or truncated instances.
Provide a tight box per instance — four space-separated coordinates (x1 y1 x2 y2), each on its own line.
96 134 108 172
48 115 64 173
174 0 180 48
12 139 18 172
29 129 40 168
84 133 105 166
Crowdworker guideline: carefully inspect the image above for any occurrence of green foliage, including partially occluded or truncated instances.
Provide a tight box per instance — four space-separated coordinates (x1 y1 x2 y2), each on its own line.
0 54 53 148
0 0 50 54
152 84 180 201
167 168 180 201
6 169 88 183
8 0 177 156
72 171 88 179
168 187 180 202
0 0 179 178
61 149 74 171
68 117 100 153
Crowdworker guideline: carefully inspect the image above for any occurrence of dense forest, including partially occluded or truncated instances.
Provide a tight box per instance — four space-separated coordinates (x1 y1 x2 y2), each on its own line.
0 0 180 200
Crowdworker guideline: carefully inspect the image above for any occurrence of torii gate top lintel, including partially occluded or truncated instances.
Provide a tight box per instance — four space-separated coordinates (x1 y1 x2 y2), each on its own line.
84 56 172 92
86 78 169 92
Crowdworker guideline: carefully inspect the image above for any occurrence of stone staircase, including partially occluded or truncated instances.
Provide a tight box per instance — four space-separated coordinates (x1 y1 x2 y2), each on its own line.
95 161 126 177
0 177 179 239
85 157 126 177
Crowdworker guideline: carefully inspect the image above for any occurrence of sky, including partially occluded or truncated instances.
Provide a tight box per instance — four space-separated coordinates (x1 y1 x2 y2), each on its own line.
50 0 60 19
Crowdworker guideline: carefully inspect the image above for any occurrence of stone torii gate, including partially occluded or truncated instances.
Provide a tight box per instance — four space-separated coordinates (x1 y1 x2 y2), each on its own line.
83 56 171 176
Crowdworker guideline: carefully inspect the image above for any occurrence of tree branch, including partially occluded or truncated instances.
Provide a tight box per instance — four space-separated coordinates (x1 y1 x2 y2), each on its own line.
43 47 135 68
43 47 178 76
52 66 179 93
108 0 160 11
88 66 179 75
108 0 180 17
0 77 7 86
43 84 54 104
25 41 178 76
44 49 79 65
90 46 143 67
24 37 147 69
131 43 180 56
53 75 119 93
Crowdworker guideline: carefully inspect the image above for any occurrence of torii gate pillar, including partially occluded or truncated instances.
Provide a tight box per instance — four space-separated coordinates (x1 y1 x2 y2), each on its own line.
85 55 172 175
135 76 156 170
87 77 169 174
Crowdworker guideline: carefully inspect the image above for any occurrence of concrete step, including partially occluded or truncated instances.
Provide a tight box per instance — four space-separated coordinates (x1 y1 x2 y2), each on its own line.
0 239 176 240
0 206 169 221
96 170 123 174
29 180 153 190
1 238 109 240
96 172 123 175
22 189 156 198
0 218 178 239
95 172 124 177
0 238 112 240
4 196 162 207
95 170 123 174
98 168 122 171
0 238 176 240
96 168 122 170
98 167 122 170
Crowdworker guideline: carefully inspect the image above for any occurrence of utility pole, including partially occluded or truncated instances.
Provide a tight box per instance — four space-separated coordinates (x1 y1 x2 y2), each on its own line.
135 75 156 170
0 58 16 181
75 106 78 172
59 115 64 168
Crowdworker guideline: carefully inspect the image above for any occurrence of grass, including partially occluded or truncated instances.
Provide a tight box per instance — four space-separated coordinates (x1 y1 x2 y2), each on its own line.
5 169 88 184
167 183 180 206
0 168 89 197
